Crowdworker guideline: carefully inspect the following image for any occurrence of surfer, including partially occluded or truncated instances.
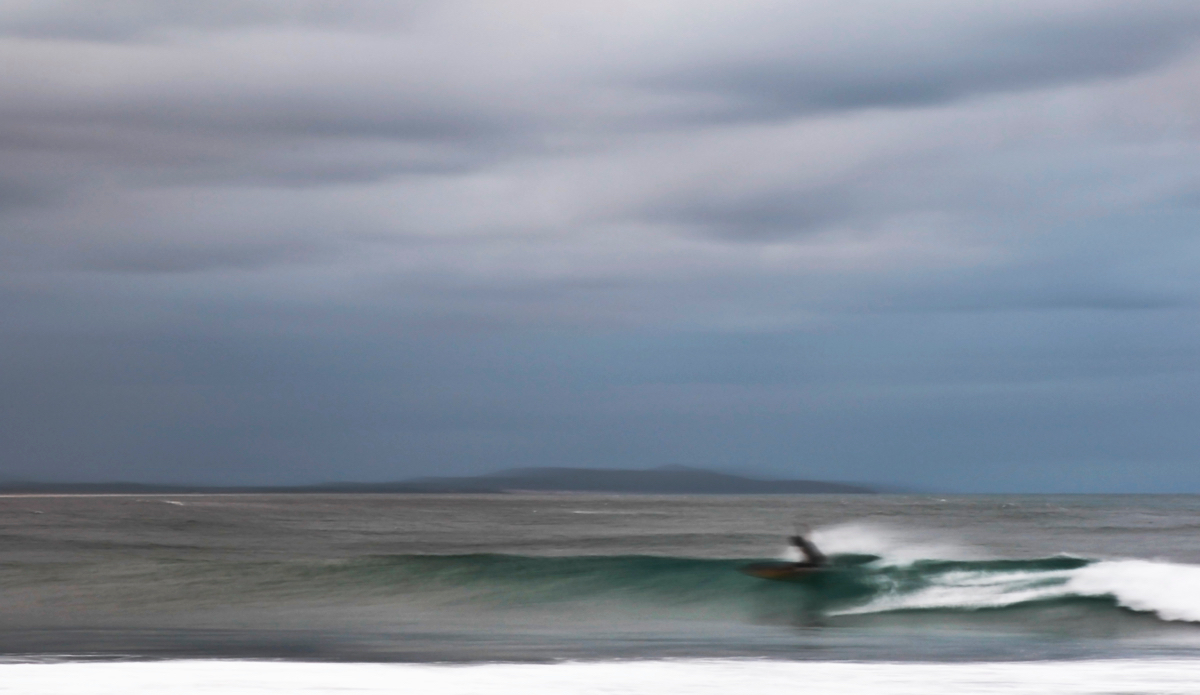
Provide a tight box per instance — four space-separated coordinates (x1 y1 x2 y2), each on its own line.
789 534 827 568
737 532 828 580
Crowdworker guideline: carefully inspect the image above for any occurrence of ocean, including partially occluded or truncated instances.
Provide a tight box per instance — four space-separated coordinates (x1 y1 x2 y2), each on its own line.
2 493 1200 693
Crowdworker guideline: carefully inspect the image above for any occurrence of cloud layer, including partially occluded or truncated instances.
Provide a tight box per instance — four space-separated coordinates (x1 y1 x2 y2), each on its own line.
3 1 1200 490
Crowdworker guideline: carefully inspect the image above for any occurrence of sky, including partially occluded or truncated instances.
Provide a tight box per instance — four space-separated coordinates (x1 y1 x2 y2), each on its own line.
3 1 1200 492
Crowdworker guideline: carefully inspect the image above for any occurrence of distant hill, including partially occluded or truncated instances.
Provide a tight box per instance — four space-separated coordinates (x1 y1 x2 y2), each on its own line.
0 466 874 495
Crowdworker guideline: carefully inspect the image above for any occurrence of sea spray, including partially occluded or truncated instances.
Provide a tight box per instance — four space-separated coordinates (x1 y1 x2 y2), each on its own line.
810 522 980 565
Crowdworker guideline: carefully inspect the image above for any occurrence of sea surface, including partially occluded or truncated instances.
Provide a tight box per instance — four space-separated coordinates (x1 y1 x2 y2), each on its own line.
2 493 1200 693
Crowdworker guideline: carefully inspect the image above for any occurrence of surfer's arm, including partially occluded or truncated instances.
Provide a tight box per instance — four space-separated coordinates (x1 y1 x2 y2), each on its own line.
790 535 827 566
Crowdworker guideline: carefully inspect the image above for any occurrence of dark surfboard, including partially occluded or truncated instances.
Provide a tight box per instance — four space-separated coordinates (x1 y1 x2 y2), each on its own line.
739 561 826 581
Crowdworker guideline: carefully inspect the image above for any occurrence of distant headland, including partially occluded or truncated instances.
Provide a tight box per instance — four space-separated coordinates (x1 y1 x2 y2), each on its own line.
0 466 875 495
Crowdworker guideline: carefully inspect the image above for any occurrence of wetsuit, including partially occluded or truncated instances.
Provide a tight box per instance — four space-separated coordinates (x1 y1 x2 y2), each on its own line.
789 535 827 567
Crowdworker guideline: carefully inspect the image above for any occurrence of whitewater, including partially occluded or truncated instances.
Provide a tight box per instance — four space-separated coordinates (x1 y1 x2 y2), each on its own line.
831 556 1200 622
5 659 1200 695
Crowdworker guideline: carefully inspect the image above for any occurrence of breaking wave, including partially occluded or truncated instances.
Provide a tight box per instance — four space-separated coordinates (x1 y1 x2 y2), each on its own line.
327 549 1200 626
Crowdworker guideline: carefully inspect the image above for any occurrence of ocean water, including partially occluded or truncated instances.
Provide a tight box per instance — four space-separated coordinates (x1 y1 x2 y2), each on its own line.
2 493 1200 693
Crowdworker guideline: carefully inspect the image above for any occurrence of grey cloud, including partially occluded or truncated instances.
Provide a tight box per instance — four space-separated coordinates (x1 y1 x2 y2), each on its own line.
75 238 335 274
0 33 539 211
644 186 858 241
1 94 525 180
78 93 518 144
0 178 52 214
648 7 1200 119
834 258 1197 316
0 0 429 42
859 284 1191 317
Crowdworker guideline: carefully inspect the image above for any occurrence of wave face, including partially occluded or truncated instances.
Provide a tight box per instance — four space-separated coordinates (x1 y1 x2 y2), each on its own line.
329 551 1200 626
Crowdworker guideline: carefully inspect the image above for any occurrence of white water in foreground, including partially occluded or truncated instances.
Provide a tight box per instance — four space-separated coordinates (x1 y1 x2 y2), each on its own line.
4 659 1200 695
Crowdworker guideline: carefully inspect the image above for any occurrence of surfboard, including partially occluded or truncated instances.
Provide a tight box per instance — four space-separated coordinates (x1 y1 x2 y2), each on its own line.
738 561 826 580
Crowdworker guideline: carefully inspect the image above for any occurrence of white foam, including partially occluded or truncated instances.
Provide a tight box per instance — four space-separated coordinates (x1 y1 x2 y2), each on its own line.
834 568 1078 615
809 523 977 565
834 557 1200 623
4 659 1200 695
569 510 663 515
1068 560 1200 622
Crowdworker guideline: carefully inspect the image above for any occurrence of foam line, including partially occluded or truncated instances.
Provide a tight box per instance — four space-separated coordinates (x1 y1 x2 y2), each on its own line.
4 659 1200 695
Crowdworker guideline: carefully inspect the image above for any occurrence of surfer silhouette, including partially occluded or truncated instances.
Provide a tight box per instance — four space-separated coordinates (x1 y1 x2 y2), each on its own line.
737 531 828 580
789 534 827 568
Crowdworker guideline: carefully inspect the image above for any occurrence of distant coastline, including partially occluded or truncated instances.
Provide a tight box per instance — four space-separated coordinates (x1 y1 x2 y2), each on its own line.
0 466 875 495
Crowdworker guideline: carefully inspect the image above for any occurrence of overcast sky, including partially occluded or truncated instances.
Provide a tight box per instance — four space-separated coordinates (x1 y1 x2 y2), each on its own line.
3 1 1200 492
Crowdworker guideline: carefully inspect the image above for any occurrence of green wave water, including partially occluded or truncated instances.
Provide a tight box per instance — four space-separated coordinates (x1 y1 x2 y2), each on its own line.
303 552 1189 626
